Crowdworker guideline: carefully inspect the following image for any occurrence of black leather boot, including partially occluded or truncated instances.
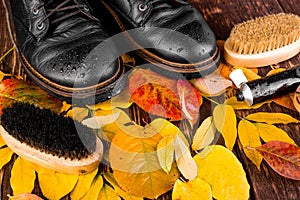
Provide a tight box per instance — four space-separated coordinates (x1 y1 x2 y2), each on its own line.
3 0 126 104
100 0 220 79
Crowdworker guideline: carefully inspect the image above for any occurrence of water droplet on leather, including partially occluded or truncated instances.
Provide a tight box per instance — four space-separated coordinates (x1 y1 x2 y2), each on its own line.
72 67 76 72
52 64 56 71
60 68 64 73
177 47 184 53
78 73 85 78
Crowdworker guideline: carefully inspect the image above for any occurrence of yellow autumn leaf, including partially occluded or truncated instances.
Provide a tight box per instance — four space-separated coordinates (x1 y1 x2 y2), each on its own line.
213 104 237 150
82 109 121 129
194 145 250 200
0 134 6 148
238 120 263 170
103 173 143 200
81 175 104 200
175 135 197 180
70 168 98 200
192 116 216 151
98 184 121 200
157 135 175 174
10 157 36 195
60 101 72 114
0 147 14 170
246 112 299 124
225 96 271 110
38 170 79 200
90 86 132 111
172 178 212 200
109 123 180 199
266 68 286 76
254 123 296 145
234 66 261 81
66 107 89 122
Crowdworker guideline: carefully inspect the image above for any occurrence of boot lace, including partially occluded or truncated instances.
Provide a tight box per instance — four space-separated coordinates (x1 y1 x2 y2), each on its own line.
34 0 95 30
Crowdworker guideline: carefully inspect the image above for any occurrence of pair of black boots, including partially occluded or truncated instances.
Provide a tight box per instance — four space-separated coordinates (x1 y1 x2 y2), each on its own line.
3 0 220 104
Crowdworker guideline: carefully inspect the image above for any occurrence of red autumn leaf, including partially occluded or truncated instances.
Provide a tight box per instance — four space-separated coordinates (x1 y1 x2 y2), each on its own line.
255 141 300 180
177 79 202 122
0 78 62 114
129 68 181 120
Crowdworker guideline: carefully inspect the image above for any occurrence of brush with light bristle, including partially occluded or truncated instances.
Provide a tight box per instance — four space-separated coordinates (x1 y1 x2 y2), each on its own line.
0 103 103 174
224 13 300 68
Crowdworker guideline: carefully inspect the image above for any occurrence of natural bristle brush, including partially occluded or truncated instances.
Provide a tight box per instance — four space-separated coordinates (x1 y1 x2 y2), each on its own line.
224 13 300 68
0 103 103 174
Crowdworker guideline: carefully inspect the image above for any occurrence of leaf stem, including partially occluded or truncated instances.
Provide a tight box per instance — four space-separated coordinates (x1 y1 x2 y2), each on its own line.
202 95 220 105
0 46 15 62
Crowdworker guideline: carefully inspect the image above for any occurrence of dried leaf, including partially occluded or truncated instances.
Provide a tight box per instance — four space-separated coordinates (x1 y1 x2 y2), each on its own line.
194 145 250 200
254 123 296 145
91 85 132 110
234 67 261 81
225 96 271 110
213 105 237 150
172 178 212 200
192 116 216 151
0 134 6 148
157 135 175 174
0 78 62 115
238 120 263 170
8 193 43 200
10 157 36 195
190 72 232 96
177 79 202 123
0 147 14 169
81 175 104 200
175 135 198 180
98 184 121 200
82 109 121 129
255 141 300 180
293 85 300 113
103 173 143 200
70 168 98 200
266 68 286 76
109 121 180 199
65 106 89 122
273 93 296 111
129 68 181 120
38 170 78 200
246 112 299 124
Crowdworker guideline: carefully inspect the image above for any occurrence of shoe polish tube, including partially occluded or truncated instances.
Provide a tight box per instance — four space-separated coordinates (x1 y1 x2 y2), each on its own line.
236 65 300 106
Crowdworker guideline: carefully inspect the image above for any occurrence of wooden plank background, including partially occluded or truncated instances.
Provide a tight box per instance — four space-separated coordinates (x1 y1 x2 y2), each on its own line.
0 0 300 199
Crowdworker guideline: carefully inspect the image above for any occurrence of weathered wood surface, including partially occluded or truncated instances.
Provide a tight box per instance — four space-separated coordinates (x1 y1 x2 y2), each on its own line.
0 0 300 199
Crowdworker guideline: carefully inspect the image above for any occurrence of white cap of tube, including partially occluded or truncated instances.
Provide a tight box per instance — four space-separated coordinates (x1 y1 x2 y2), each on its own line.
229 69 248 88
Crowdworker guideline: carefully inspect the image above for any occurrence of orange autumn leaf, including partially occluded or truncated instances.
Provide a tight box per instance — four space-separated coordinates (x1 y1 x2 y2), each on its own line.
254 141 300 180
0 78 62 115
273 93 296 111
129 68 202 121
129 68 180 120
294 85 300 113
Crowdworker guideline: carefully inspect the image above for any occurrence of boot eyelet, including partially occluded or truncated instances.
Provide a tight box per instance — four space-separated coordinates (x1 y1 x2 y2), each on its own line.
37 22 45 30
138 4 148 12
33 7 39 15
83 6 89 12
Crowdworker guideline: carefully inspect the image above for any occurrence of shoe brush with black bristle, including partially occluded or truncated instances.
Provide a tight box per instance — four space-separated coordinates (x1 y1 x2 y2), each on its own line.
0 103 103 174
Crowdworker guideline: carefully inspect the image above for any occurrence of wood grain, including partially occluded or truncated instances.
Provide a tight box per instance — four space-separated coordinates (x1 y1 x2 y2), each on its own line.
0 0 300 199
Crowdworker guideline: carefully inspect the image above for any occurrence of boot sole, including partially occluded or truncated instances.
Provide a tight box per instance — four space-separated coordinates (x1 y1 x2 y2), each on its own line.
3 0 126 104
101 0 220 78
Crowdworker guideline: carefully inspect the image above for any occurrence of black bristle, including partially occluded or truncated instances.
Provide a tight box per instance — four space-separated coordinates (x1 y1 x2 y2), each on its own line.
0 103 96 160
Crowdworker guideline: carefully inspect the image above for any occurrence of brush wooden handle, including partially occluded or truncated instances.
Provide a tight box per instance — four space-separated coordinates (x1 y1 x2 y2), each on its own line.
0 126 103 174
224 39 300 68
